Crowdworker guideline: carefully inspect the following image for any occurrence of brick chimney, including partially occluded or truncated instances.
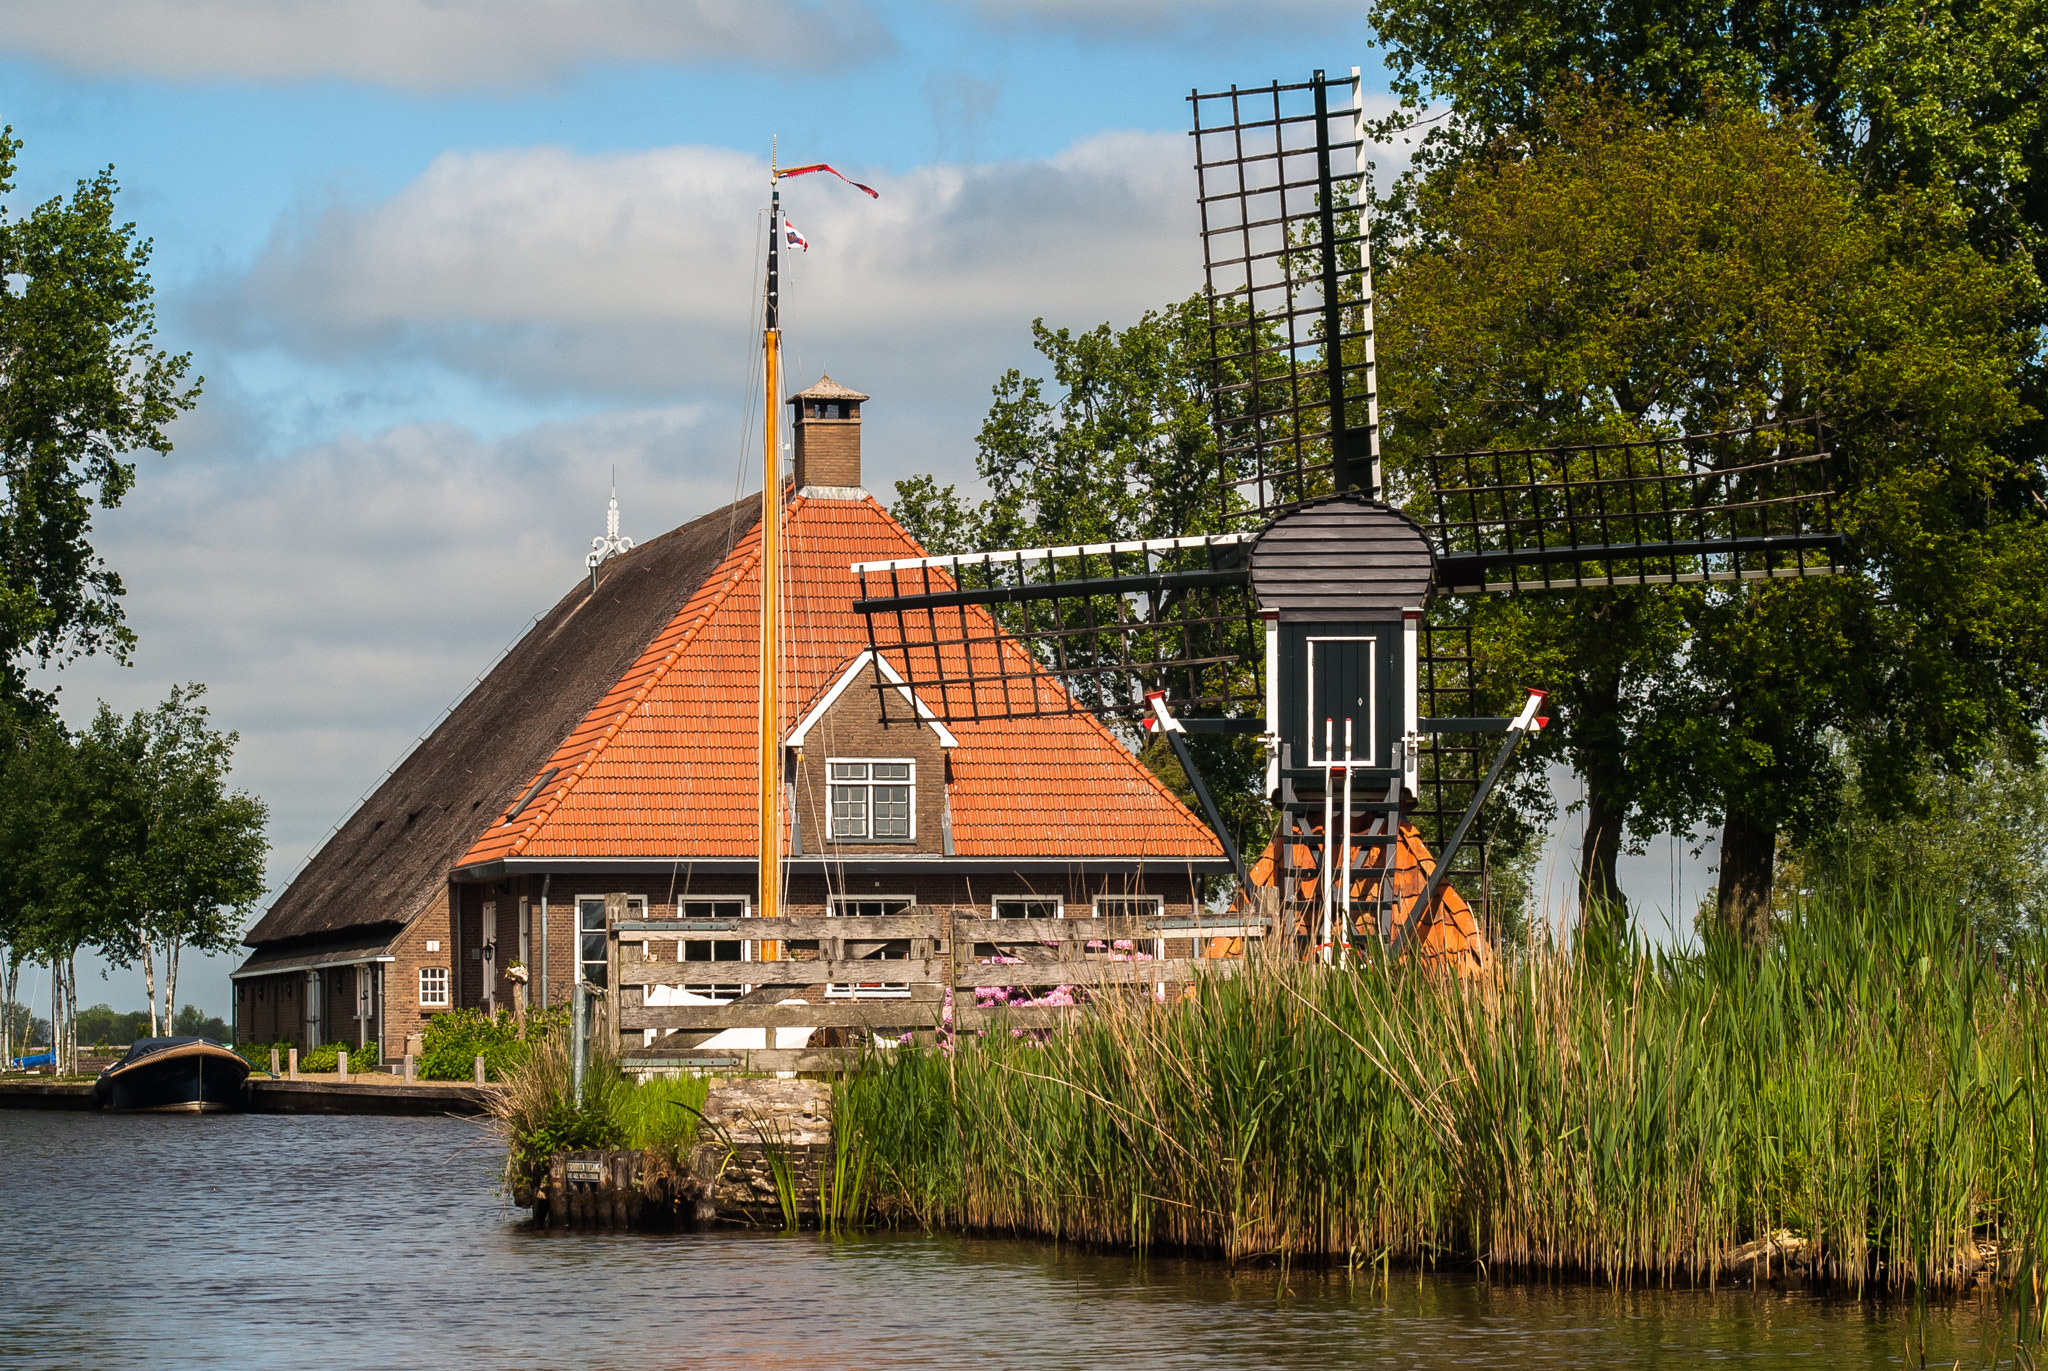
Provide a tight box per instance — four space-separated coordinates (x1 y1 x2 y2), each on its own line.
788 375 868 494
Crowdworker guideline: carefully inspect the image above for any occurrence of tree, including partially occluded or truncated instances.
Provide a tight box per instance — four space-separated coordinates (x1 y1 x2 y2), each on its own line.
74 685 268 1038
0 714 98 1073
1367 0 2047 284
895 297 1272 855
1378 95 2044 941
1775 736 2048 950
0 129 199 714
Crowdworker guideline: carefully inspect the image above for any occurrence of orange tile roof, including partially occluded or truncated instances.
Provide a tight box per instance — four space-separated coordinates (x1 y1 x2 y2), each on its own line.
457 493 1224 867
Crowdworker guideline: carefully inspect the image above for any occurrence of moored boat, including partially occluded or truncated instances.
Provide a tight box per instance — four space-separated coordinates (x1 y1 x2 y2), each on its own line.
92 1037 250 1113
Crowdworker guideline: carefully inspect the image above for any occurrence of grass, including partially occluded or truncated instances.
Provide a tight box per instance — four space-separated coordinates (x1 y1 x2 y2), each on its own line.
486 1029 709 1204
834 886 2048 1305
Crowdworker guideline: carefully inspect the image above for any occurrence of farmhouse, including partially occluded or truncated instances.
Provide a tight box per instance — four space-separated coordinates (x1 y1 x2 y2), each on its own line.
231 379 1230 1060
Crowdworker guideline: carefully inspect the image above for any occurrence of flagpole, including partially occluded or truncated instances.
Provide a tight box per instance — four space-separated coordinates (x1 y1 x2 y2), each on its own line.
757 145 783 951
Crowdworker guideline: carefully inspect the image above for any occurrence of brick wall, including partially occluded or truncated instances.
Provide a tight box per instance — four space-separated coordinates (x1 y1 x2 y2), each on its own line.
791 665 951 856
792 415 859 489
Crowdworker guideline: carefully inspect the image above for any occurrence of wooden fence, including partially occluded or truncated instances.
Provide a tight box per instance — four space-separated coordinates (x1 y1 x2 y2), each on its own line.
604 901 1274 1075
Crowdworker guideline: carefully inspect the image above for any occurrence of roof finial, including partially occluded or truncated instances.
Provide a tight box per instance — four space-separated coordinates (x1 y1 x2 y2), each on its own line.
587 470 634 590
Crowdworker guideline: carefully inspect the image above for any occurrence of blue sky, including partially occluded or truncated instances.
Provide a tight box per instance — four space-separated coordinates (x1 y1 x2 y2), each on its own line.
0 2 1712 1024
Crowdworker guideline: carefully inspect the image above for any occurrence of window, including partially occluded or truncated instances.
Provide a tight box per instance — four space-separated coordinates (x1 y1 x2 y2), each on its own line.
1093 897 1165 965
827 760 913 842
676 899 750 1004
993 897 1062 919
419 967 450 1007
826 895 913 999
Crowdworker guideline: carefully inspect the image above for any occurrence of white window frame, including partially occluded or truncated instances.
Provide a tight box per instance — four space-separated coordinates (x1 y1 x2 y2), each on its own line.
825 894 915 999
1091 895 1166 968
824 758 917 843
418 966 450 1008
670 898 753 1009
992 895 1063 919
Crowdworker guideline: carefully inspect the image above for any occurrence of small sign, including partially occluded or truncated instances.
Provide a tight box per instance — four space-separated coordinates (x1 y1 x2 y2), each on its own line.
565 1160 603 1183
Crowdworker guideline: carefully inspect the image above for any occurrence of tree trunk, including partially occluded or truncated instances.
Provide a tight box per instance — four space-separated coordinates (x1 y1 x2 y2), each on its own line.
63 957 78 1075
1717 810 1778 946
1 951 15 1064
142 938 158 1038
1578 784 1629 933
166 936 181 1036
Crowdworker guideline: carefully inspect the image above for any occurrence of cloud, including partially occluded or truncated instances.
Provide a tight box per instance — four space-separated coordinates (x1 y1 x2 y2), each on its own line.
198 132 1211 482
47 404 739 879
0 0 888 90
949 0 1365 40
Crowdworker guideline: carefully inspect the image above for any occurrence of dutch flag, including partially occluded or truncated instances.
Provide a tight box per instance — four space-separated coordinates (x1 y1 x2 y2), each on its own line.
784 218 809 252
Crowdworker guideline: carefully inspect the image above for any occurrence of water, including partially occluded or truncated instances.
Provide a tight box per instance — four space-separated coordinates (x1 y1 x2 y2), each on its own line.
0 1110 2022 1368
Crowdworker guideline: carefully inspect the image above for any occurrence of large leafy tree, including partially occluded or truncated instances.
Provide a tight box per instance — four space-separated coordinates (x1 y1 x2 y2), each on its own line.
0 128 199 714
1379 94 2043 941
1369 0 2047 281
894 298 1271 854
75 685 268 1039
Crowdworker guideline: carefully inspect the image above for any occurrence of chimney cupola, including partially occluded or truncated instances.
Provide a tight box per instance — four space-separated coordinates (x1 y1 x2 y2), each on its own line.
788 375 868 495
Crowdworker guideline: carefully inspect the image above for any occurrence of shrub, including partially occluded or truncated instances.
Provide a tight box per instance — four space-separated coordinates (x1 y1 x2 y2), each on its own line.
486 1033 708 1204
297 1038 380 1073
419 1005 568 1081
232 1041 293 1072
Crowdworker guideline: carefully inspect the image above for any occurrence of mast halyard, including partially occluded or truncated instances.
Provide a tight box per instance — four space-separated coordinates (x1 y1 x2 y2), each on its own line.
757 143 784 937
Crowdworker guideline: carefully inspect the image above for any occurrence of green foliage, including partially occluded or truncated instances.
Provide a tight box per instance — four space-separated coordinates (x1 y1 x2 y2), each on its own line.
418 1006 537 1081
1782 736 2048 949
0 128 200 712
839 887 2048 1302
232 1040 291 1072
3 1001 48 1047
73 684 271 975
487 1030 708 1203
171 1004 228 1041
298 1038 379 1072
1367 0 2047 287
1378 92 2044 932
73 1003 150 1045
892 296 1272 856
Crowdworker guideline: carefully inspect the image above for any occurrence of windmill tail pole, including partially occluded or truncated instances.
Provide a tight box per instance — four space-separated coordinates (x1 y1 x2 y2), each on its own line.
1389 689 1547 960
1146 692 1249 890
757 157 784 933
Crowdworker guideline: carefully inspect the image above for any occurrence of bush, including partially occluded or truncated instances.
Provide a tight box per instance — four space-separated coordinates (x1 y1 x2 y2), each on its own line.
232 1041 293 1072
297 1038 380 1073
420 1006 566 1081
487 1033 708 1204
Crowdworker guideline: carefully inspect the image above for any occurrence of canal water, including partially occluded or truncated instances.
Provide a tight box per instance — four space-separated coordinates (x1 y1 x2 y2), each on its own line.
0 1111 2022 1368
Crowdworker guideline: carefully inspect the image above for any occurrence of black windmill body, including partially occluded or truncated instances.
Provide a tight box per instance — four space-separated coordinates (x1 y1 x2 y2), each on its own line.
856 68 1844 956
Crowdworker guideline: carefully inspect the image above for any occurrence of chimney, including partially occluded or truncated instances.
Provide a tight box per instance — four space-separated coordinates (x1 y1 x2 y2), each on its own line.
788 375 868 495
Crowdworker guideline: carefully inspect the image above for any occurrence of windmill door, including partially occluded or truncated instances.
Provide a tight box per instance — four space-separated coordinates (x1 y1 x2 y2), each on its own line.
1278 620 1405 773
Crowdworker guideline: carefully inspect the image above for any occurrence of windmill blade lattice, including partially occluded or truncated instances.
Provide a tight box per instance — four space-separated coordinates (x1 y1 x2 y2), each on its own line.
1192 69 1380 522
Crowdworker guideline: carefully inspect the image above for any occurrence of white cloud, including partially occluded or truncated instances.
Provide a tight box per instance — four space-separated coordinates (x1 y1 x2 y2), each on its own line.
46 404 737 880
200 132 1211 481
0 0 888 90
950 0 1364 39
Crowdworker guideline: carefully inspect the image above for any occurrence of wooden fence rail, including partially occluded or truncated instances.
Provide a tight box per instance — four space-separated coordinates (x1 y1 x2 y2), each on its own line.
605 904 1270 1074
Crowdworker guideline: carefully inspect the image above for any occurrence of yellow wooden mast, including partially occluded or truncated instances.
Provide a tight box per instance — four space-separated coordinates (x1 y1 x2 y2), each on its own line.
757 143 784 939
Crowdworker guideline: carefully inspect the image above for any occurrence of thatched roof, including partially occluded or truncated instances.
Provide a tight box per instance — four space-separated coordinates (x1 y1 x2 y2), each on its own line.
243 495 754 950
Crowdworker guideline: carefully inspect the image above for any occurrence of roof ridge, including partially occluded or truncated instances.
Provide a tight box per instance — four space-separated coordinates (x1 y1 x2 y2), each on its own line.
501 523 765 858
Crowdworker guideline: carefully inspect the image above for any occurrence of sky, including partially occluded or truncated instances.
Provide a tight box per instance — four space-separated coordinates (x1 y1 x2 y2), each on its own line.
0 1 1716 1024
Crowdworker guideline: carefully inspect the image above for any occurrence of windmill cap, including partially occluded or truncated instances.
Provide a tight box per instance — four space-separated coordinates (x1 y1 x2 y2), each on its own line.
789 375 870 403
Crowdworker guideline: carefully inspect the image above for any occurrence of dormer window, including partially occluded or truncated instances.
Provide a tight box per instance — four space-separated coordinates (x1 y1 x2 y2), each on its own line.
829 759 913 841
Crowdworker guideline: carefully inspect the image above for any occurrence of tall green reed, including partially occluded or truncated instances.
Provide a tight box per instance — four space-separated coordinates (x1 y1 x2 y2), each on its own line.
835 886 2048 1300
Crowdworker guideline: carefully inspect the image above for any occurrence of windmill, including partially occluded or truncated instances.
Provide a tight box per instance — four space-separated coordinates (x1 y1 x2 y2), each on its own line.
853 69 1843 959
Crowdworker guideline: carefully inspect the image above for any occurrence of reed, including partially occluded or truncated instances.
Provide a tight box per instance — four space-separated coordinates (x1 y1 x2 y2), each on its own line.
487 1032 708 1203
836 886 2048 1298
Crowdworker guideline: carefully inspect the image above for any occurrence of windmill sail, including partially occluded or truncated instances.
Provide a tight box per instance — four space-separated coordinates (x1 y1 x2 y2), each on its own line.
1193 69 1379 521
851 64 1852 941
